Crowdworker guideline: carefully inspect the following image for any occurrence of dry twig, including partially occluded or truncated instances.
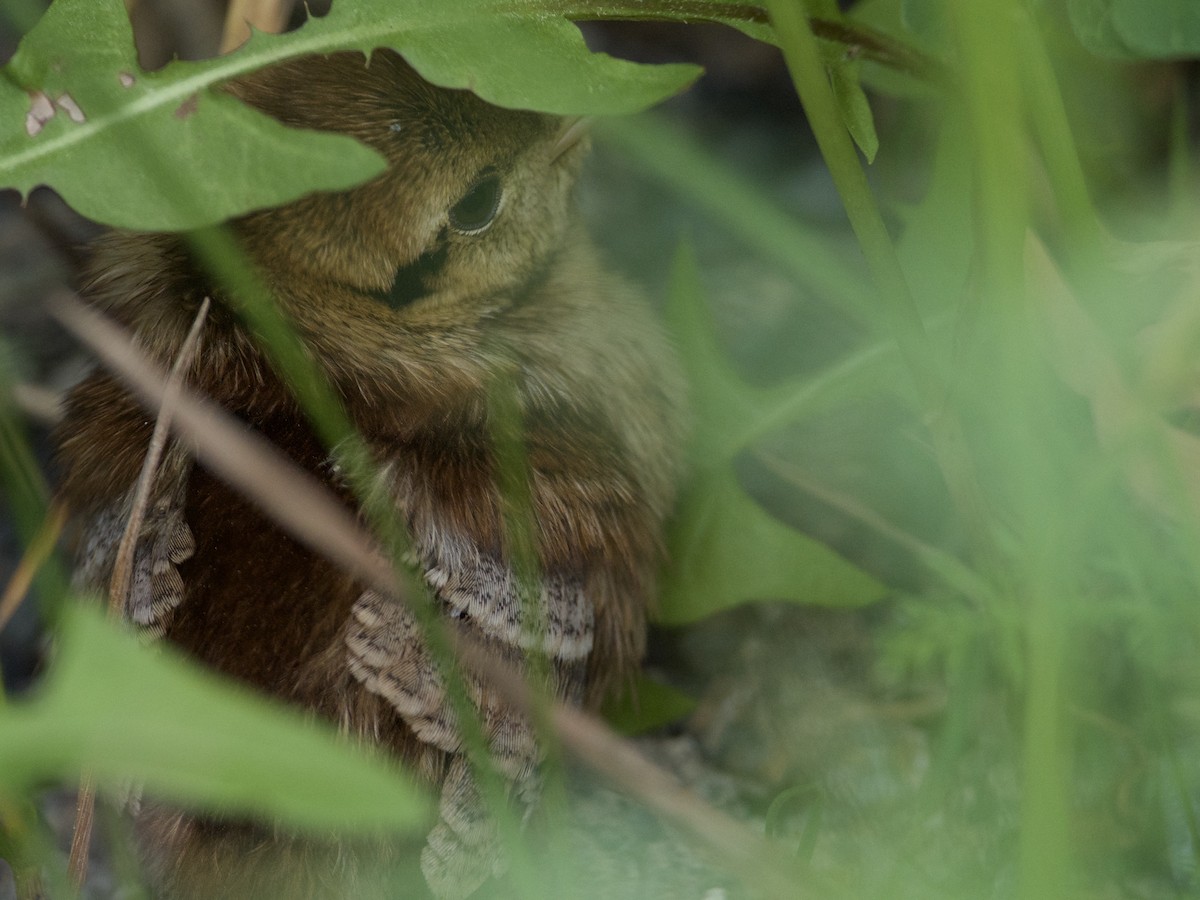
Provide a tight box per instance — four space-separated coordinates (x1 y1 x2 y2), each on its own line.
10 384 63 427
65 298 210 890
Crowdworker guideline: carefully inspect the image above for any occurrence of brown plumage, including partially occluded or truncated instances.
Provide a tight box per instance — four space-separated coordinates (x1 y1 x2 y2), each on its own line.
55 50 685 898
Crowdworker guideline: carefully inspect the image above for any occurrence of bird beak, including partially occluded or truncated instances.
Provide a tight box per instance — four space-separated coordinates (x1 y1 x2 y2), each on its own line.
550 116 593 164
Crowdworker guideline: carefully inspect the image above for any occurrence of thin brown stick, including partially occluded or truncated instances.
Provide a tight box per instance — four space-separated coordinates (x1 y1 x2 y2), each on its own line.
51 293 393 594
0 501 66 635
220 0 295 54
11 384 64 426
66 298 210 891
106 296 211 618
49 293 808 898
64 772 95 890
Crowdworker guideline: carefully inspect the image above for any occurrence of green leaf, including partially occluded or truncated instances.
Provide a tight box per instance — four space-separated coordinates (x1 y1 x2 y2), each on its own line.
1065 0 1195 59
663 241 764 466
849 0 944 98
659 242 887 624
892 115 975 321
659 467 886 624
354 13 699 115
901 0 945 40
0 0 386 230
0 0 701 230
1111 0 1200 57
808 5 879 161
0 603 430 833
1066 0 1150 58
828 56 879 163
803 0 841 17
764 783 823 862
662 240 898 465
601 674 697 735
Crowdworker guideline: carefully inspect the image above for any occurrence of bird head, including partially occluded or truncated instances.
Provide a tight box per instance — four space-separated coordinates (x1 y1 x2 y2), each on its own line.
228 50 590 318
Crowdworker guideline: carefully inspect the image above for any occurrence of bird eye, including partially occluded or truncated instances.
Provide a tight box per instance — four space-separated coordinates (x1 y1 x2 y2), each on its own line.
449 172 502 235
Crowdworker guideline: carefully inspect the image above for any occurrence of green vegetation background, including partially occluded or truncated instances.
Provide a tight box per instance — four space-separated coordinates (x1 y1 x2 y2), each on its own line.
3 0 1200 897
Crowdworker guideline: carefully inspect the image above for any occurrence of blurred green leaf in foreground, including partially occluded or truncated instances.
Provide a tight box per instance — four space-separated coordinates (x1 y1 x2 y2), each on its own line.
0 601 430 834
0 0 702 229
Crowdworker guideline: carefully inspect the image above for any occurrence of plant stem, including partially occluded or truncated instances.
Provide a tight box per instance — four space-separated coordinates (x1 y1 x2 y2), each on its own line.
764 0 935 397
1017 8 1104 252
945 0 1075 895
764 0 1003 579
